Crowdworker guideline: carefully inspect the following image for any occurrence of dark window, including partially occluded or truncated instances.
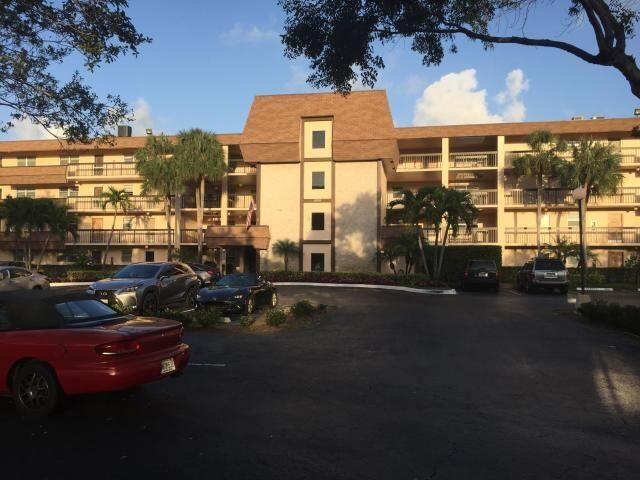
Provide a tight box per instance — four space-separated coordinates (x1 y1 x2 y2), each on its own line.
91 250 102 264
145 250 155 262
164 266 184 277
216 273 258 287
0 304 10 331
113 264 161 279
312 130 325 149
312 171 325 189
468 260 497 270
0 269 9 281
311 212 325 231
55 300 118 323
535 259 565 271
10 268 31 278
522 262 534 271
311 253 325 272
121 249 132 264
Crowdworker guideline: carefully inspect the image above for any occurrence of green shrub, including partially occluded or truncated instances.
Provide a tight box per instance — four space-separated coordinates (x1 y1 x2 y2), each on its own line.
290 299 316 317
265 308 287 327
66 270 114 282
156 309 193 328
239 315 253 326
193 308 222 328
578 300 640 335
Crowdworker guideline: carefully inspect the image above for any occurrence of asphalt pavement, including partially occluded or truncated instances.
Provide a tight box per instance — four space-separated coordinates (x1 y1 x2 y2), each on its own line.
1 285 639 479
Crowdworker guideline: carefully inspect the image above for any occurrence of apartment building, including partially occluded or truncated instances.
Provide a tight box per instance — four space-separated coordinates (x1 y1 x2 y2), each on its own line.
0 90 639 271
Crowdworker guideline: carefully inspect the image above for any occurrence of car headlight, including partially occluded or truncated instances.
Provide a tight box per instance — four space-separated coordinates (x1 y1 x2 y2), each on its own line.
86 287 95 294
233 294 245 299
117 285 140 294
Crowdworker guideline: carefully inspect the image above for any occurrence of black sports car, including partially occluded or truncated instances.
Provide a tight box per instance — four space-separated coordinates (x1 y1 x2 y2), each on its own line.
195 273 278 314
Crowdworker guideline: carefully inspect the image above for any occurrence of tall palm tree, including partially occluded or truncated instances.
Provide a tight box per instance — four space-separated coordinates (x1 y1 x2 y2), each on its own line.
272 239 299 271
512 129 566 255
35 200 78 269
135 134 183 260
0 197 45 268
387 186 436 278
433 188 478 281
101 187 131 265
559 139 623 269
174 129 226 262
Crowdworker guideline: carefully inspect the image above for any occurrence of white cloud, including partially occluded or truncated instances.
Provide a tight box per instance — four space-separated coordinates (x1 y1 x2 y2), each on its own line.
412 68 529 126
130 98 155 136
219 23 279 45
6 118 64 140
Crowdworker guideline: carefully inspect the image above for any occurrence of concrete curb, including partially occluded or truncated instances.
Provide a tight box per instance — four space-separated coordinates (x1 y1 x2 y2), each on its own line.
51 282 92 287
272 282 457 295
574 287 614 292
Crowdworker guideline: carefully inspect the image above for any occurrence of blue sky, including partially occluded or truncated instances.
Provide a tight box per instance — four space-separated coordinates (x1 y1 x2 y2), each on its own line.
5 0 640 139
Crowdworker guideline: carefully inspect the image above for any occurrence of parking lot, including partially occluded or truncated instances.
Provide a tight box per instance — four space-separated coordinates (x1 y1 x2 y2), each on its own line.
1 285 639 479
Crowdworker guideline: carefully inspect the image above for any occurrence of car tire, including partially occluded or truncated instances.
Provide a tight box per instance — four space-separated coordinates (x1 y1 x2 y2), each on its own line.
185 286 198 308
270 291 278 308
141 292 159 316
12 361 62 418
245 295 255 315
32 285 42 290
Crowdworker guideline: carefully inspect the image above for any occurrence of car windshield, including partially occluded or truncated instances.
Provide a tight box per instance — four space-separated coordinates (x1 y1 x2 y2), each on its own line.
535 259 565 271
55 300 120 324
216 274 257 287
469 260 496 270
113 264 161 279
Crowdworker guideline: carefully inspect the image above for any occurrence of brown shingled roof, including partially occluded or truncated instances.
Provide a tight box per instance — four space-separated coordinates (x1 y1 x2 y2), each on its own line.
240 91 398 162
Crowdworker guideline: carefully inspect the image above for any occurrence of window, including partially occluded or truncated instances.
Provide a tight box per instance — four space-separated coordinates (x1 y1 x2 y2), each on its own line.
311 253 325 272
608 251 624 268
312 130 325 149
17 157 36 167
311 212 325 231
16 188 35 199
121 249 132 264
11 268 31 278
145 250 155 262
0 269 9 281
91 250 102 264
60 155 79 166
123 184 134 196
55 300 118 324
123 155 134 163
0 304 10 331
114 263 160 279
312 171 325 190
122 217 134 230
568 213 580 228
59 186 78 198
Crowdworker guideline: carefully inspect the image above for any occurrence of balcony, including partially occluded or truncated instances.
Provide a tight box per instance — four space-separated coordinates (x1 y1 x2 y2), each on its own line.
228 161 257 174
69 229 199 245
505 188 640 207
66 162 139 179
386 189 497 207
505 227 640 246
449 152 497 169
506 148 640 168
65 196 163 211
397 154 442 170
424 227 498 244
228 195 255 209
178 194 221 209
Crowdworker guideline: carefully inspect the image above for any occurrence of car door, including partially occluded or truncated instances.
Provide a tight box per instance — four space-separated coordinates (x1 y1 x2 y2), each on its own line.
176 263 195 299
157 265 184 306
254 276 269 304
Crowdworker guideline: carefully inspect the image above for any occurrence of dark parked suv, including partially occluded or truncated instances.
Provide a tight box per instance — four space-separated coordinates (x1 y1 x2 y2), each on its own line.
87 262 200 314
515 258 569 294
461 260 499 292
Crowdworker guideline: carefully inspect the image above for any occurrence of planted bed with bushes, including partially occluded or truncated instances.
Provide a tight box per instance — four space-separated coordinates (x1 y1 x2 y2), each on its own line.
578 301 640 336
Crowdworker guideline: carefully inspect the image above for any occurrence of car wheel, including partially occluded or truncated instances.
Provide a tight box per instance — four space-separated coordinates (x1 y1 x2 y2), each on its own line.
185 286 198 308
32 285 42 290
12 361 62 418
245 296 255 315
141 292 159 316
270 291 278 307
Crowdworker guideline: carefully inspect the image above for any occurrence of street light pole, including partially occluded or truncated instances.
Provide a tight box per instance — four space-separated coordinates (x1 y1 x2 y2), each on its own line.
572 187 587 294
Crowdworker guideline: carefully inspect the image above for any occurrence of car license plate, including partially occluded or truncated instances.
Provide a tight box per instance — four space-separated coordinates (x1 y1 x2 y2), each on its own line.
544 272 557 278
479 272 488 278
161 358 176 375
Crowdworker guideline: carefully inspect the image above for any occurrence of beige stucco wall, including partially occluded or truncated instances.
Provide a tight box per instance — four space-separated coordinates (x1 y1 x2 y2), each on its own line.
334 161 378 272
258 162 301 271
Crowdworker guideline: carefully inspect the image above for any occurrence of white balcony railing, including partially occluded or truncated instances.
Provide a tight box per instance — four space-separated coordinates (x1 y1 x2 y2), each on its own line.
397 154 442 170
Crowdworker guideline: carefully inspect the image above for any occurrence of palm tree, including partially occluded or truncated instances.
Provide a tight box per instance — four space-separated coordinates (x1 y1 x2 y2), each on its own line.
0 197 46 268
432 188 478 281
559 139 623 269
272 239 299 271
135 134 183 260
512 129 566 255
375 244 401 274
174 129 226 262
101 187 131 265
387 187 436 278
542 235 598 267
35 200 78 270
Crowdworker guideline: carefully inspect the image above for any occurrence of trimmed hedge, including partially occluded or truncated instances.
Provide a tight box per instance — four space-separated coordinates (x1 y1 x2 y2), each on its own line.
262 271 440 287
578 301 640 335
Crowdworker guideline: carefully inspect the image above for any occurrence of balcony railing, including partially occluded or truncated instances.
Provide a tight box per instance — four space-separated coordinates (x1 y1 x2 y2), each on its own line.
397 154 442 170
505 228 640 245
177 194 221 209
385 189 498 208
424 227 498 244
505 188 640 207
65 196 163 211
69 229 200 245
506 147 640 168
228 195 255 209
66 162 138 178
620 148 640 165
228 161 257 174
449 152 497 168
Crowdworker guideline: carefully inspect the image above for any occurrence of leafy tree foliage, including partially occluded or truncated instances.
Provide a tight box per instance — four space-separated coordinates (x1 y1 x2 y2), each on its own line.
0 0 150 141
280 0 640 97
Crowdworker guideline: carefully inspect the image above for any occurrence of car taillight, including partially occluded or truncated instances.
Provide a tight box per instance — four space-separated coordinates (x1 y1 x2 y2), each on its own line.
463 270 469 278
207 270 216 275
95 339 141 356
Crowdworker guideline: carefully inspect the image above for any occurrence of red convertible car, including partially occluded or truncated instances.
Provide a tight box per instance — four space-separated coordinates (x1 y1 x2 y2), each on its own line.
0 292 190 417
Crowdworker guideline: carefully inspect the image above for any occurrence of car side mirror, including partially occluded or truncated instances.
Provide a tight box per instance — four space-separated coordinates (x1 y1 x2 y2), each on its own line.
158 274 169 281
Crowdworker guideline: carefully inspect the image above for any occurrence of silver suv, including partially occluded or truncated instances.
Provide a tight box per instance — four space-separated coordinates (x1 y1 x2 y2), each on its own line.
87 262 200 315
515 258 569 294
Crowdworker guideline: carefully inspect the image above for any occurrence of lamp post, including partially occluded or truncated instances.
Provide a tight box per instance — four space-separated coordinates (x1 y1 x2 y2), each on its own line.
572 187 587 293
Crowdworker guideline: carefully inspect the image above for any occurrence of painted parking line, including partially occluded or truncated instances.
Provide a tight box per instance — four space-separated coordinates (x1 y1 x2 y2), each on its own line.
189 363 227 367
